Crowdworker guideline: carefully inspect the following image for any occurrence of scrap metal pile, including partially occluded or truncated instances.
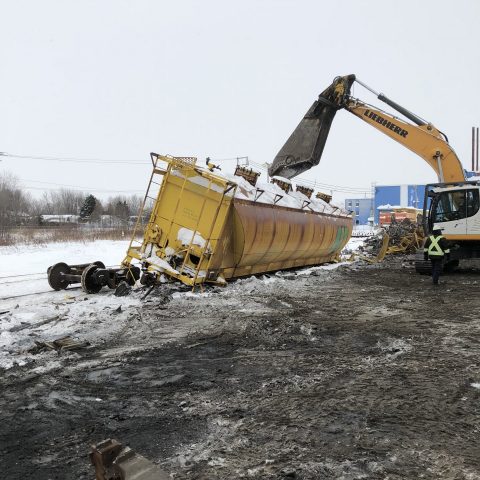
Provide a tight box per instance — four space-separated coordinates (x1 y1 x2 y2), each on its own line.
359 219 425 260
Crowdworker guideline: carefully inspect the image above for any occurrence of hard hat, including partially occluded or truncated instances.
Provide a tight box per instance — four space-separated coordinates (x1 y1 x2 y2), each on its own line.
432 224 444 232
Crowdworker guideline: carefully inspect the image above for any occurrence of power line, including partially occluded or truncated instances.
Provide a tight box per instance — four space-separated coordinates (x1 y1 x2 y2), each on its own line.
21 178 144 193
0 152 150 165
2 151 371 195
22 185 145 194
2 151 248 165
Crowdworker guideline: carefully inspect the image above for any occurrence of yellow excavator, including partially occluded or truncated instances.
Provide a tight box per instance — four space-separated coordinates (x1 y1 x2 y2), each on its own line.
268 74 480 273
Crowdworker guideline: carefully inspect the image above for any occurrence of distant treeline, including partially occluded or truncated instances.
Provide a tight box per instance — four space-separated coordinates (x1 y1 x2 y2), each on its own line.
0 171 145 227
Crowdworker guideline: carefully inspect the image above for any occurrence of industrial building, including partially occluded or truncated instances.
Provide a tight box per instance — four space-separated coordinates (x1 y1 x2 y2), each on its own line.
374 184 426 223
346 184 427 225
344 198 373 225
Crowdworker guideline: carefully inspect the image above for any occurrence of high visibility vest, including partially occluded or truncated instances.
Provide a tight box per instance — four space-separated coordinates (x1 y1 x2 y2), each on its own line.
424 235 450 257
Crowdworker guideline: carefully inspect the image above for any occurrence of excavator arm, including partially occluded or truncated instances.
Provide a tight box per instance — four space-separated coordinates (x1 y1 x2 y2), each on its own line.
269 75 466 184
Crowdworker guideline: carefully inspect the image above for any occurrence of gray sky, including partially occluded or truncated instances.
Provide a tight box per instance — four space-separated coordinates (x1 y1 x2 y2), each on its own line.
1 0 480 202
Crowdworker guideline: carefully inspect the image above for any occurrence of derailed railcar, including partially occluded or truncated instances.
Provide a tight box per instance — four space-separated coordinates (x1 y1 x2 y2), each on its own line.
48 154 352 293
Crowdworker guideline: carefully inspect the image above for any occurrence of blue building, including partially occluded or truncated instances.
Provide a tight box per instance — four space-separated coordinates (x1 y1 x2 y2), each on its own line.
374 184 426 223
344 197 373 225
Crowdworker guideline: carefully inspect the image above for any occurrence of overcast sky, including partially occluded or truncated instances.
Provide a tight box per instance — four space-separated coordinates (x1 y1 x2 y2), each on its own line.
1 0 480 202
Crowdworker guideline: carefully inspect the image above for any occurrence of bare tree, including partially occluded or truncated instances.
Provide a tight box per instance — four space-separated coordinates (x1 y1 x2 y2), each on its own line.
104 194 144 219
0 172 32 226
37 189 86 215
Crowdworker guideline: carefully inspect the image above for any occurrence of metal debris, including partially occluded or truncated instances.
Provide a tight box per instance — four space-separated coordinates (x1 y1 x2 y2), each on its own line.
28 336 90 354
9 315 61 333
90 438 169 480
360 219 424 258
114 281 131 297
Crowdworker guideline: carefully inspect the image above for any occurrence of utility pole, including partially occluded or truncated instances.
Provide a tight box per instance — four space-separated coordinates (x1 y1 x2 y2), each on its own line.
370 181 376 226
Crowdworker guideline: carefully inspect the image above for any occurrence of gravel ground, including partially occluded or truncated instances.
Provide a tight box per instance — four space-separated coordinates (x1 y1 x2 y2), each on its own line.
1 257 480 479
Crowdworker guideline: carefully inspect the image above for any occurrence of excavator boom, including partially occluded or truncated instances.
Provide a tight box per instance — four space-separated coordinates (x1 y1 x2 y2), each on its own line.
269 75 466 184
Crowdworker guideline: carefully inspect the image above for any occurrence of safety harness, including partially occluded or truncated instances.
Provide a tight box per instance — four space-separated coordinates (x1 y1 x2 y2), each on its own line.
424 235 450 257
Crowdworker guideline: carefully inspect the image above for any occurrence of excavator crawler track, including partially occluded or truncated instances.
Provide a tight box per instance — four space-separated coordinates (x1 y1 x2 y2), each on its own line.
414 249 432 275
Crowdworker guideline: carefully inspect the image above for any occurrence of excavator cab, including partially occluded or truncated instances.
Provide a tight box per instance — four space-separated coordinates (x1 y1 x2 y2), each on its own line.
424 182 480 237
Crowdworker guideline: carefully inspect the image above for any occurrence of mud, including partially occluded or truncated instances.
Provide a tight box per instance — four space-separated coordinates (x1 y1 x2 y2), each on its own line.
1 258 480 479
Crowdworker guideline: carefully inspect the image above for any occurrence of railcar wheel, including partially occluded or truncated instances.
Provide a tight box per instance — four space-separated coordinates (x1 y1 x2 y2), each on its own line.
125 266 140 286
47 262 71 290
81 264 103 294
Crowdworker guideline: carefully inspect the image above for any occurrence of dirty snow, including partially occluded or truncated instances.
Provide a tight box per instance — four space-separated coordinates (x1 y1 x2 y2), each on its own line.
0 240 138 369
0 236 365 371
4 234 480 479
342 236 366 253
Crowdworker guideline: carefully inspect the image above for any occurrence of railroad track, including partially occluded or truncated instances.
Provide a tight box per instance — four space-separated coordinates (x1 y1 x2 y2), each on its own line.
0 273 46 286
0 266 116 301
0 287 82 302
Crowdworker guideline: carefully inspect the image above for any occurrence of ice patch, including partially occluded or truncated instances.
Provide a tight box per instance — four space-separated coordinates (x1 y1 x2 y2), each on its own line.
471 383 480 389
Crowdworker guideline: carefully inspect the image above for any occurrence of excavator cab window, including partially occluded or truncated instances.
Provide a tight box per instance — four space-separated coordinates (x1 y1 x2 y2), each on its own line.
466 189 480 217
432 189 479 223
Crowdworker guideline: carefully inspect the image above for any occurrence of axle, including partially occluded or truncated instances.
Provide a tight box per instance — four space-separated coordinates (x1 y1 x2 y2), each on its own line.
47 261 140 294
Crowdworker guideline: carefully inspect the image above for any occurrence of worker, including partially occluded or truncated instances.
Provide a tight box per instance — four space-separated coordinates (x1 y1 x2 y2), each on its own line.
206 157 221 172
423 226 450 285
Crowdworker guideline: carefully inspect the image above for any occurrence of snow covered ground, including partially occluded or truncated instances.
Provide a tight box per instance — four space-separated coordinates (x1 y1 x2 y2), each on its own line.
0 240 137 369
342 236 366 253
0 240 130 298
0 237 364 370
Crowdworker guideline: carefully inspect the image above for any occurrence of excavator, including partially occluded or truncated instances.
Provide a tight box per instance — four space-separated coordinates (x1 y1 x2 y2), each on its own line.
268 74 480 273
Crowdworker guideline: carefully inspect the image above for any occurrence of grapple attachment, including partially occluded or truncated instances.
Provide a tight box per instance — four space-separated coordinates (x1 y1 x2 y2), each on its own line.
268 74 355 179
